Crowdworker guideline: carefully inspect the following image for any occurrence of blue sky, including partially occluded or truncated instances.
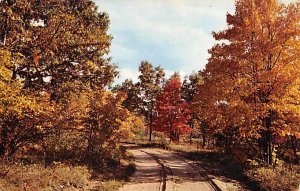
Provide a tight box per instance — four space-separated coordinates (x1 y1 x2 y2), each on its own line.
96 0 296 83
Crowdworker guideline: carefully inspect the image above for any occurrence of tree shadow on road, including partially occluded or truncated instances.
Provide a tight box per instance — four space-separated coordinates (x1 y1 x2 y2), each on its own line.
182 151 262 191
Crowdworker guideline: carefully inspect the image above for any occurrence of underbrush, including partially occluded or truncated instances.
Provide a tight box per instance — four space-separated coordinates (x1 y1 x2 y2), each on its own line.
0 160 134 191
0 162 92 191
0 146 136 191
245 161 300 191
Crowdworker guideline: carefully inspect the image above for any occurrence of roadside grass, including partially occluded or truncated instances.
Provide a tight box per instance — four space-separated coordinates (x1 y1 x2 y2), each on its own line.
0 162 93 191
0 148 136 191
245 162 300 191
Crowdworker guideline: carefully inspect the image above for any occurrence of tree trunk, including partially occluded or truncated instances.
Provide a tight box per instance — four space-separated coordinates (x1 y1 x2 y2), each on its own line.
149 113 153 143
262 114 272 165
201 126 207 148
0 127 8 156
290 135 299 163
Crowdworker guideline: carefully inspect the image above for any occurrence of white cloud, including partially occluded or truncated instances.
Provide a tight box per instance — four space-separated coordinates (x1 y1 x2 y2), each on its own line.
280 0 298 4
116 68 140 84
98 0 232 84
98 0 298 84
164 69 188 82
110 43 137 64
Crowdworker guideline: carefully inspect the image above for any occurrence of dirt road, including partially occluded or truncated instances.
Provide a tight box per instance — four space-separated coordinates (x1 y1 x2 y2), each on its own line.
119 146 219 191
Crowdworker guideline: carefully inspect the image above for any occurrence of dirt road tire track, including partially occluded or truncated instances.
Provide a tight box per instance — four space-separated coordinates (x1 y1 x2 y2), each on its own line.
144 148 216 191
119 148 163 191
120 146 219 191
139 150 167 191
153 149 222 191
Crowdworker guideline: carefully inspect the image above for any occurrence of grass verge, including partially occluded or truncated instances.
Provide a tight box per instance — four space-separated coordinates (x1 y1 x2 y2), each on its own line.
0 148 136 191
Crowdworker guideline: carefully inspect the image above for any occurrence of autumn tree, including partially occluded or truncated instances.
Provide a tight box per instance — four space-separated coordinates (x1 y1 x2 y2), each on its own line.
84 91 131 165
153 74 191 143
181 72 205 143
118 113 145 142
0 0 121 163
0 49 52 156
113 79 140 112
138 61 165 142
116 61 165 142
0 0 117 97
42 88 89 163
195 0 300 164
181 71 203 103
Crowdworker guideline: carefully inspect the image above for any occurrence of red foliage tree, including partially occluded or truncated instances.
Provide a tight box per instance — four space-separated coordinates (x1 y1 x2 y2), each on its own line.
153 74 191 142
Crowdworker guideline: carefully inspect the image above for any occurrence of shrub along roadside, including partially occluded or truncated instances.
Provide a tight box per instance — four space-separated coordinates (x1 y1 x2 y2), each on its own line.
245 161 299 191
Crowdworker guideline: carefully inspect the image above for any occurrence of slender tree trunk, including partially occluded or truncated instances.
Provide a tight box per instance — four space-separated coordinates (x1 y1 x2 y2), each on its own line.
189 119 193 144
87 123 94 158
259 141 263 160
202 134 206 148
0 127 8 156
225 134 229 153
290 135 299 163
266 115 272 165
176 132 180 144
201 126 206 148
1 13 8 46
267 132 272 165
262 114 272 165
149 113 153 143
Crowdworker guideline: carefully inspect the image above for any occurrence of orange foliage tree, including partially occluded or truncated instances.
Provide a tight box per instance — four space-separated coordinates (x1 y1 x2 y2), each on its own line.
195 0 300 164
